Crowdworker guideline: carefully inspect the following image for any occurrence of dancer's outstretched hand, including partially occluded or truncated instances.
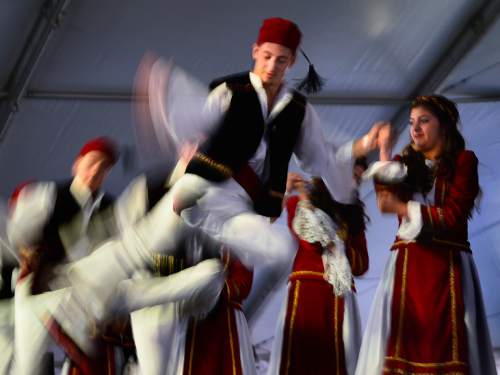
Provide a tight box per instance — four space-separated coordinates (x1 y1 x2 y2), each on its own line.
377 122 393 161
353 121 391 157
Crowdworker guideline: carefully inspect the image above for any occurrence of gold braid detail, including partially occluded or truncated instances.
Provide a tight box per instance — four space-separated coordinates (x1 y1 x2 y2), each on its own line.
193 152 233 177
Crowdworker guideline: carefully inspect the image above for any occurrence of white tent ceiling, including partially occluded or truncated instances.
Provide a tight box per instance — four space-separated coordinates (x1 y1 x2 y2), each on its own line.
1 0 500 366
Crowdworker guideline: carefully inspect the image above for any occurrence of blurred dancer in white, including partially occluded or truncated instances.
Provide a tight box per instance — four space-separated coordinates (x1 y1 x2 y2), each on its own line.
113 151 226 375
0 198 19 375
113 144 252 375
8 166 225 374
7 138 119 374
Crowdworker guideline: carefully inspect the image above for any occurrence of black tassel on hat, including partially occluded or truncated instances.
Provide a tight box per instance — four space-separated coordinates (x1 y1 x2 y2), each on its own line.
296 49 325 94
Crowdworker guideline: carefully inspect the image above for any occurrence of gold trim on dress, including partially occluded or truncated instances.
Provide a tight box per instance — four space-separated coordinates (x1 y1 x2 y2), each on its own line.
334 296 340 375
394 248 409 357
285 280 301 375
385 249 467 374
106 344 113 375
187 320 197 375
385 356 466 367
449 250 459 361
225 281 232 302
226 305 238 375
383 366 466 375
290 270 324 278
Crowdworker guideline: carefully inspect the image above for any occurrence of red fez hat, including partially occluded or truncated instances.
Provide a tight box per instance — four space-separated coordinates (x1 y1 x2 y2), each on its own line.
78 137 118 165
256 17 302 54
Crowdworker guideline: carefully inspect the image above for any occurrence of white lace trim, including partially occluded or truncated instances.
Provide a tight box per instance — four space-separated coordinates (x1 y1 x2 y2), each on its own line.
397 200 423 240
292 200 353 296
362 161 407 183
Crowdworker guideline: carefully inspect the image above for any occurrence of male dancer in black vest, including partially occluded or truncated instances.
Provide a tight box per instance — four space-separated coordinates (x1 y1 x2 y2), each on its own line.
8 137 119 374
62 18 386 345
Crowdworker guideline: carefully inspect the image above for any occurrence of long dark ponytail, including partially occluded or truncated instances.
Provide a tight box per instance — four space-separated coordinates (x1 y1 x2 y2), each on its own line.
309 177 368 236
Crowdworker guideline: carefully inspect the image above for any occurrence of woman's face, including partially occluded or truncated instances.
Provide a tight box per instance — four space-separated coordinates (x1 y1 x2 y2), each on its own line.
409 106 443 156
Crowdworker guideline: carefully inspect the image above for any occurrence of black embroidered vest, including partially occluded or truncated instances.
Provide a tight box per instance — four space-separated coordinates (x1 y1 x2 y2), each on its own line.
33 181 114 293
186 72 306 216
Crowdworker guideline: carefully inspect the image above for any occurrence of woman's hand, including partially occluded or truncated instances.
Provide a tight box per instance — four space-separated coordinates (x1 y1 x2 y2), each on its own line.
377 122 393 161
377 190 408 217
353 121 391 158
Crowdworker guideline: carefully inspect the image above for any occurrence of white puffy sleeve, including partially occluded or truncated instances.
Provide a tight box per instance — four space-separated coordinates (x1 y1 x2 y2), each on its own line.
362 160 407 183
293 104 356 204
397 200 423 240
148 60 229 146
7 182 57 248
114 175 148 230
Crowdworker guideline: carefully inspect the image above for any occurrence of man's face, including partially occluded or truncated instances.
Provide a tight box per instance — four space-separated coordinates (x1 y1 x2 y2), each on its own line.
252 42 295 87
72 150 112 193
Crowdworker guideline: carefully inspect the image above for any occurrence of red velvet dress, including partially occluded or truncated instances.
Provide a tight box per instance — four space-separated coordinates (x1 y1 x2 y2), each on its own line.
376 150 484 374
277 196 368 375
182 252 254 375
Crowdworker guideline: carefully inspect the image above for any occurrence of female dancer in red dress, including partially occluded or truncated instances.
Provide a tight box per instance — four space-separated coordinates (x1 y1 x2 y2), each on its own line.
356 95 496 374
268 168 369 375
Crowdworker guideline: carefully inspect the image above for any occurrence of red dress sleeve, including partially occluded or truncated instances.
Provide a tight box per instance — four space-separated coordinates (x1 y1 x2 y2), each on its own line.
420 150 479 232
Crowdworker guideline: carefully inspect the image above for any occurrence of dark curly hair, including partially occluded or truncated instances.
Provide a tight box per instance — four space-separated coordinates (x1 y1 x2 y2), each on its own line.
308 177 368 237
401 95 465 195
